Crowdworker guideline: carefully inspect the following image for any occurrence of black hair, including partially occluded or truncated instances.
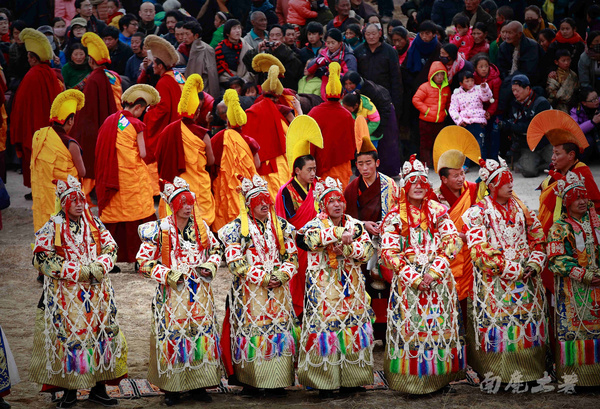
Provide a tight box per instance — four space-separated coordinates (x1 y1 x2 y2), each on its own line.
293 155 316 173
165 10 183 22
496 5 514 20
223 19 241 38
540 28 556 43
175 21 185 29
118 13 137 31
524 5 542 17
442 43 459 60
452 15 469 28
587 31 600 48
342 70 362 85
561 142 579 156
439 167 451 178
10 20 26 38
131 32 145 43
388 19 403 30
102 25 120 40
458 70 474 83
559 17 577 29
435 24 446 42
391 26 408 39
228 76 244 88
53 113 76 127
418 20 436 33
107 0 119 5
242 82 258 95
154 57 167 69
326 28 343 42
472 53 491 67
66 42 87 62
52 17 65 26
577 86 596 103
473 22 488 33
346 23 362 39
75 0 89 9
0 8 12 21
555 48 572 60
123 98 149 109
356 150 378 161
182 20 202 36
269 24 284 34
341 91 361 107
282 23 295 34
306 21 324 35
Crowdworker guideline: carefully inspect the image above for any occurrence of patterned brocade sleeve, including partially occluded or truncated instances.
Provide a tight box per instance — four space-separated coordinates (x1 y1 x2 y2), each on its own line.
379 212 407 274
547 221 595 285
272 218 298 285
33 220 70 280
428 214 462 281
95 217 118 273
198 223 224 279
462 206 505 275
525 210 547 274
342 221 374 263
136 220 175 286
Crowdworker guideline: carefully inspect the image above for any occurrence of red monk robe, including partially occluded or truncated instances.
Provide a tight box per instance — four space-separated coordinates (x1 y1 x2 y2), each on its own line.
538 161 600 292
308 101 356 188
10 63 63 187
433 181 478 303
344 172 398 341
71 68 121 181
275 177 318 317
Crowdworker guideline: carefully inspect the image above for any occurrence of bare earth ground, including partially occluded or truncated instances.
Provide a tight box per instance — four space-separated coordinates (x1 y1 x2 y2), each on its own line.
3 163 600 409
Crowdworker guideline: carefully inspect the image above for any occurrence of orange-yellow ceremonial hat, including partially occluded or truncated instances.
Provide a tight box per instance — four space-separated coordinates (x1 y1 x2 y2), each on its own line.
326 62 342 99
252 53 286 74
261 64 284 96
433 125 481 172
50 89 85 124
122 84 160 106
178 74 204 118
145 34 179 68
20 28 53 62
81 32 111 65
286 115 323 169
527 110 589 153
223 89 247 127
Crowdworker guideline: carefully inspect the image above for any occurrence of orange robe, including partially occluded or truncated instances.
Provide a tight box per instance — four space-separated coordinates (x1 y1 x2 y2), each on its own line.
211 129 257 231
30 126 79 231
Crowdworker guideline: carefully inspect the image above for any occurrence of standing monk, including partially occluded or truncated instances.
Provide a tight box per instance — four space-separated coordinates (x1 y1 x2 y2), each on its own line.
95 84 160 264
432 126 480 321
71 32 123 203
308 62 356 188
10 28 63 196
275 115 323 317
211 90 260 231
155 74 215 225
31 90 86 232
343 136 398 342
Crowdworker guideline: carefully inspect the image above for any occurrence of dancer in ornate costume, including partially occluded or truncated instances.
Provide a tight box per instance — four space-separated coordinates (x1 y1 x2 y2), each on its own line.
380 154 464 395
547 171 600 388
296 176 375 399
0 325 19 409
137 176 223 405
31 175 127 408
463 157 548 384
219 174 298 397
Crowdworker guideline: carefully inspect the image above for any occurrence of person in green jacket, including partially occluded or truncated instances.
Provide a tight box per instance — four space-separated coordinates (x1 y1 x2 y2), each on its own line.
210 11 227 48
61 43 92 89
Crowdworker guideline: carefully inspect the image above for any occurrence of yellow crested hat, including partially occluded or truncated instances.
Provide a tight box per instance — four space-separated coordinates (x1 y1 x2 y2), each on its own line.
326 62 342 99
261 65 284 96
122 84 160 106
286 115 323 169
354 116 372 153
50 89 85 124
433 125 480 172
527 110 589 153
145 34 179 68
359 134 376 154
223 89 247 127
252 53 286 74
81 32 111 65
178 74 204 118
20 28 53 62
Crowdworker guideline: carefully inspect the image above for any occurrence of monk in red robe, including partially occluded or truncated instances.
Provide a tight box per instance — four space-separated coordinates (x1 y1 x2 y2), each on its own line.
10 28 63 191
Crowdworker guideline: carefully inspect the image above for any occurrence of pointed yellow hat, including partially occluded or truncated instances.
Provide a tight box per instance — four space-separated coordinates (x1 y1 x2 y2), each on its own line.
223 89 247 127
252 53 286 74
20 28 53 62
122 84 160 106
527 110 588 153
262 65 284 96
433 125 480 172
359 135 376 153
326 62 342 99
82 32 111 65
50 89 85 124
178 74 204 118
286 115 323 169
354 116 371 153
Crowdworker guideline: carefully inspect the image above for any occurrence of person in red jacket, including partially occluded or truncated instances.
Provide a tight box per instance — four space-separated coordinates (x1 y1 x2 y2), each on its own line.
473 54 501 159
411 61 450 167
287 0 318 26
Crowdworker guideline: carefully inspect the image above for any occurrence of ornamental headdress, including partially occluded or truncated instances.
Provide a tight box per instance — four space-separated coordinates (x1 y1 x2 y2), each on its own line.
433 126 480 173
286 115 323 171
326 62 342 100
122 84 160 106
399 154 429 190
314 177 345 214
252 53 286 75
478 157 511 187
55 175 85 209
551 170 587 208
527 110 589 153
20 28 53 62
50 89 85 125
177 74 204 118
145 34 179 68
223 88 247 127
261 64 284 96
81 32 111 65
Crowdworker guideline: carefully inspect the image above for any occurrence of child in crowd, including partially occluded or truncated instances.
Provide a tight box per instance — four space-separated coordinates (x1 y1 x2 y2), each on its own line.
344 23 363 49
538 28 555 52
412 61 451 167
341 91 381 146
547 48 579 112
242 82 259 97
450 15 474 56
473 55 501 159
210 11 227 48
467 22 489 60
449 70 493 155
298 60 322 95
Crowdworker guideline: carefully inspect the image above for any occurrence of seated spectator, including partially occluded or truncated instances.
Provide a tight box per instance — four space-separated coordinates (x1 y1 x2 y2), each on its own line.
344 23 363 50
298 60 322 95
210 11 228 48
124 32 146 82
288 0 318 27
216 19 253 88
306 28 357 99
545 18 585 73
180 21 219 97
118 13 138 46
440 43 474 90
455 0 496 40
467 22 489 59
138 2 159 36
341 90 381 145
244 11 268 50
538 28 555 52
498 74 552 177
450 15 474 56
390 26 412 65
75 0 107 34
547 48 579 112
472 54 501 159
102 25 133 75
105 0 124 26
497 21 543 84
297 21 324 64
579 31 600 92
326 0 355 32
62 43 92 88
570 86 600 162
523 5 555 41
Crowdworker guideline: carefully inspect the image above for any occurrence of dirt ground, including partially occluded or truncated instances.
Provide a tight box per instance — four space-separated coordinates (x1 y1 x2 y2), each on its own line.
3 162 600 409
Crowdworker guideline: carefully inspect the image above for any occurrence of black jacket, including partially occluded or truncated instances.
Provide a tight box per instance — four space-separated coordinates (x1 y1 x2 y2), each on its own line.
108 41 134 76
243 45 304 91
498 35 544 85
354 78 393 139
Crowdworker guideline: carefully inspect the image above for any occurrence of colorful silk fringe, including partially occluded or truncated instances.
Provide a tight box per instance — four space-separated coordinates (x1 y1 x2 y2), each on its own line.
388 345 466 376
304 322 374 356
559 339 600 367
234 328 298 361
480 321 546 353
162 334 220 365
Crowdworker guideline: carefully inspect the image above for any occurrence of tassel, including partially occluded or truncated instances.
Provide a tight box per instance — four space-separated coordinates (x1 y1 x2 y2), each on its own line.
319 332 328 357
